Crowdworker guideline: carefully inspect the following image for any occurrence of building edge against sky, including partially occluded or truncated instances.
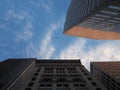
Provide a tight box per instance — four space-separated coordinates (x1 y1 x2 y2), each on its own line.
64 0 120 40
0 58 107 90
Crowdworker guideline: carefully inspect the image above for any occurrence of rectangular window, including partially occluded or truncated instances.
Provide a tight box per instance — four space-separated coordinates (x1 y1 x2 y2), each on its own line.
28 82 34 86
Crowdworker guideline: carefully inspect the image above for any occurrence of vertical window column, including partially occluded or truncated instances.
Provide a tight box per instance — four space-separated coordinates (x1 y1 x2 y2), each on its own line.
52 83 57 90
39 67 45 76
65 68 69 75
69 82 75 90
76 67 96 90
33 67 45 90
53 68 56 75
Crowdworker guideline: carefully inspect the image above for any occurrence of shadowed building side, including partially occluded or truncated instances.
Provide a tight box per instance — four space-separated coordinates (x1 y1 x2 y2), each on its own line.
64 0 120 40
0 58 35 90
91 61 120 90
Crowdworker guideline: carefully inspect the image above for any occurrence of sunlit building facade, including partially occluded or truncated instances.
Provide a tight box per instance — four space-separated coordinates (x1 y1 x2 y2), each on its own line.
0 58 106 90
91 61 120 90
64 0 120 40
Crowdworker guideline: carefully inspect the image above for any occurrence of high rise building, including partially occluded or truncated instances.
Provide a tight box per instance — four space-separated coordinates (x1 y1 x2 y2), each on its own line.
0 58 35 90
64 0 120 40
0 58 106 90
91 61 120 90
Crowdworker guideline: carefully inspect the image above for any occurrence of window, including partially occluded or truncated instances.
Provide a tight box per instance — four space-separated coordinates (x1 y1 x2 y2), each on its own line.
74 83 86 88
39 78 53 89
81 69 85 72
56 68 65 74
56 78 70 90
39 83 52 90
80 84 85 87
96 88 101 90
84 73 88 76
72 78 81 82
57 84 69 88
25 88 31 90
57 78 67 82
41 78 53 82
31 78 36 81
34 73 39 76
57 84 62 87
47 84 52 87
40 84 52 87
74 84 79 87
67 68 77 73
44 68 53 73
63 84 68 87
38 67 41 69
91 82 97 86
36 70 40 72
28 82 34 86
40 84 45 87
57 84 68 87
87 77 92 81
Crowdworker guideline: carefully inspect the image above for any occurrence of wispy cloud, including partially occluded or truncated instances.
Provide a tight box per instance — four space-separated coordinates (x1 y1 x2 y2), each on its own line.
16 21 33 42
40 0 52 12
57 40 120 70
0 6 33 31
36 22 60 59
4 8 25 21
58 39 87 59
29 0 52 12
24 18 63 59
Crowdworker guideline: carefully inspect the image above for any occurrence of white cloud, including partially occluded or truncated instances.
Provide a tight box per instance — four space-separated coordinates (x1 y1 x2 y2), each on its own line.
40 0 52 12
58 40 120 70
0 24 6 29
59 38 87 59
25 42 38 58
5 9 25 21
4 7 33 22
36 23 60 59
16 21 33 42
29 0 52 12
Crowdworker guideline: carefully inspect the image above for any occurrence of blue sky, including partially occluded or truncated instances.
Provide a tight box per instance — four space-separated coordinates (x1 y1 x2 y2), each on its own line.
0 0 120 69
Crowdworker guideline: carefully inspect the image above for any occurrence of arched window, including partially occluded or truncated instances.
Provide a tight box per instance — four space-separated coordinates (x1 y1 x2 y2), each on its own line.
39 78 53 90
72 78 86 89
56 78 70 90
40 78 53 82
72 78 81 82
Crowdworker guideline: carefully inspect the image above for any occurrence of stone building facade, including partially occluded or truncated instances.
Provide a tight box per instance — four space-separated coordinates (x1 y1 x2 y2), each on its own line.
0 59 106 90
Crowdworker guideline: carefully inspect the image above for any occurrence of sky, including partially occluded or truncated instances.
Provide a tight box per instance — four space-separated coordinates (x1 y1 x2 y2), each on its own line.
0 0 120 70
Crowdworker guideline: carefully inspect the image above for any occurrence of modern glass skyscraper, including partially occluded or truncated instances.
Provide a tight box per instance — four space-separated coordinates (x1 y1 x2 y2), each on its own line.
64 0 120 40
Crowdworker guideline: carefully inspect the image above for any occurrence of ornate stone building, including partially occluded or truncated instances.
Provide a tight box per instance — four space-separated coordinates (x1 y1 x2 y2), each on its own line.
0 59 106 90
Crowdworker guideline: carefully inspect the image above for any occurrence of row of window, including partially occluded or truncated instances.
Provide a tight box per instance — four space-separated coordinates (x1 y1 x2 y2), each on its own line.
25 68 41 90
40 77 84 82
39 83 86 88
44 68 77 74
25 83 87 90
101 72 120 90
80 67 102 89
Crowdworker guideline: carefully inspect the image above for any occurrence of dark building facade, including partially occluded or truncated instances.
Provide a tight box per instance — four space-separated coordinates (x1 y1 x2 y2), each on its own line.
0 58 106 90
64 0 120 40
91 61 120 90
